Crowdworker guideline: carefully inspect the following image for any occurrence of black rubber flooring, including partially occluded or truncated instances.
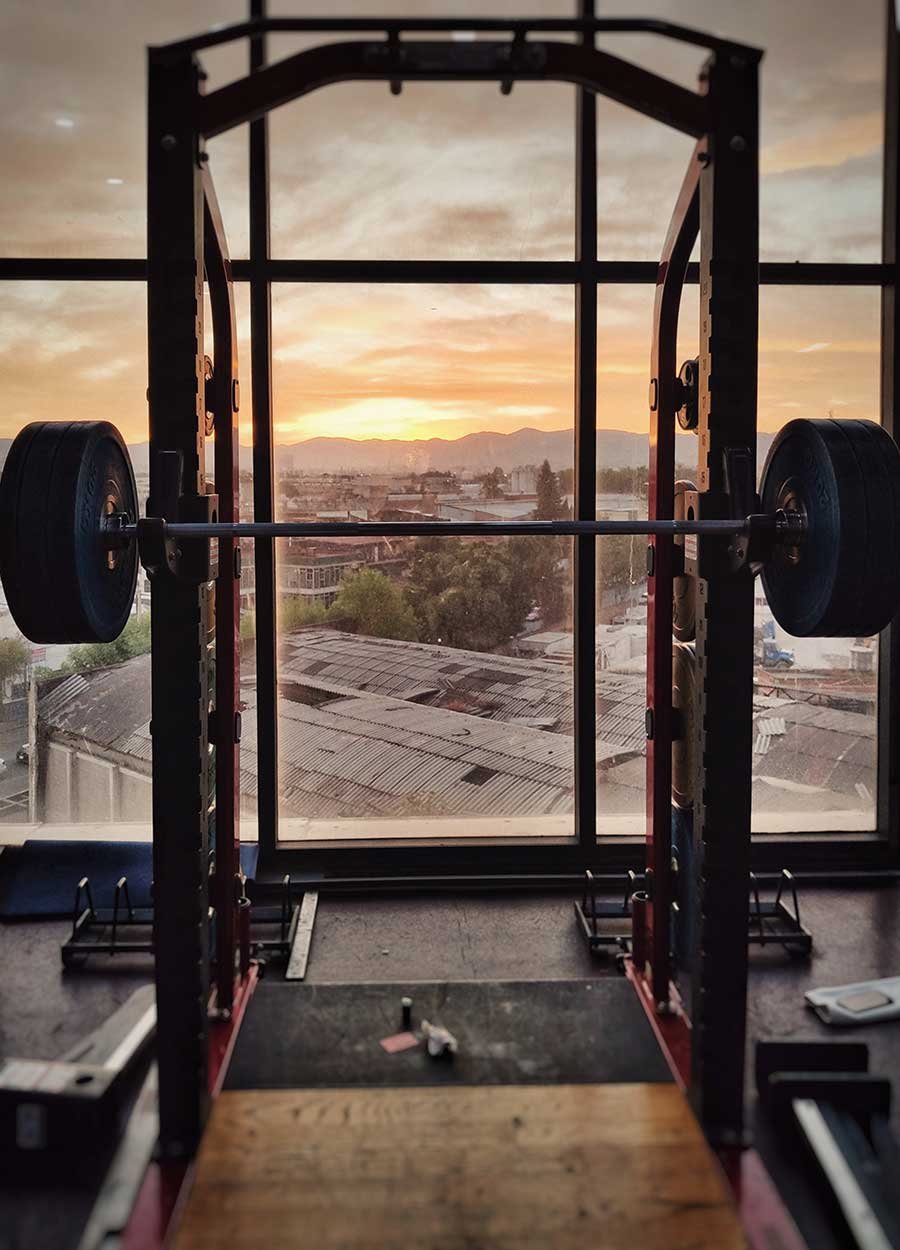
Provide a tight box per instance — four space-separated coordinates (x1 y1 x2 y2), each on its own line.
225 977 673 1090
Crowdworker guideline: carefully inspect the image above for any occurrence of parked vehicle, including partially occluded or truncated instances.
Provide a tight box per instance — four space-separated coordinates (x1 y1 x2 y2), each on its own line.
758 639 795 670
16 743 29 765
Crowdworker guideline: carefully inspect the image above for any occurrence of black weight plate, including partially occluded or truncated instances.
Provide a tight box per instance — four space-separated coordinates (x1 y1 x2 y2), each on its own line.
0 422 138 643
1 422 72 643
673 479 696 642
760 419 874 637
50 422 139 642
836 419 900 636
0 421 47 642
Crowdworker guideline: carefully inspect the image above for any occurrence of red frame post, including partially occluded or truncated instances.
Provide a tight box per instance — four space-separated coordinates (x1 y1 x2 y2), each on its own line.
205 172 242 1015
644 155 700 1006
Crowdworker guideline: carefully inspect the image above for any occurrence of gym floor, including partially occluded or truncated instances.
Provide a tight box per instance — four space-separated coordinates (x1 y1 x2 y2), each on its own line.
1 883 899 1250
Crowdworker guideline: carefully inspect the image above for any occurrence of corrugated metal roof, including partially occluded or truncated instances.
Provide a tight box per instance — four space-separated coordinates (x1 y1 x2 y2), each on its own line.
278 628 646 745
38 655 152 752
249 688 595 818
39 647 634 819
752 694 875 798
36 631 877 817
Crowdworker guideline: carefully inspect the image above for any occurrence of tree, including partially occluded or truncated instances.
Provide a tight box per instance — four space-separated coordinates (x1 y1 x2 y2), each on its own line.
535 460 567 520
66 614 152 672
238 599 330 640
280 599 329 633
597 465 649 495
509 535 567 627
598 533 640 590
405 537 463 619
0 638 29 690
479 466 507 499
408 539 534 652
329 568 418 641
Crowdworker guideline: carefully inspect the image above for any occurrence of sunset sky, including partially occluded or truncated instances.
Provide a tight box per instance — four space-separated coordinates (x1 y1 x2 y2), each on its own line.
0 0 886 448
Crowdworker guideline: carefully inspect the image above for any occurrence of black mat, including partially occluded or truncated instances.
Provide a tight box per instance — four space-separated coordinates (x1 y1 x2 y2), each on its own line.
225 978 672 1090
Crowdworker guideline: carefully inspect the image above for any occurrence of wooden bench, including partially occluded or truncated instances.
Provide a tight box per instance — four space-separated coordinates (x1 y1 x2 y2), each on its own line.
174 1083 746 1249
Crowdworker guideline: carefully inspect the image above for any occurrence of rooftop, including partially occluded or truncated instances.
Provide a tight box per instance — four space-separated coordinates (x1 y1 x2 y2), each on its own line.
35 630 876 824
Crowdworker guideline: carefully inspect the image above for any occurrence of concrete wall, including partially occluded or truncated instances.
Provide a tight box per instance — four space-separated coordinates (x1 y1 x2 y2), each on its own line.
119 768 152 819
37 737 151 824
76 755 117 822
44 742 73 823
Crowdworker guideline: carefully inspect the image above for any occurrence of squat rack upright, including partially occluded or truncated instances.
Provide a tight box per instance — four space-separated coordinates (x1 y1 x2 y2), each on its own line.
146 7 763 1157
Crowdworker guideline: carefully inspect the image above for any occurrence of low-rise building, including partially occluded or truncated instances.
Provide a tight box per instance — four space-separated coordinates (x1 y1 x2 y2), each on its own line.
32 629 877 834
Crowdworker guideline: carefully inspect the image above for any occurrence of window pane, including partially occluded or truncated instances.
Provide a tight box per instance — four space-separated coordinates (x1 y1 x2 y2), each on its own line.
753 286 880 832
0 2 249 258
759 286 880 430
265 0 577 260
594 284 702 834
271 283 573 441
595 286 655 832
0 284 149 827
593 283 881 834
597 106 697 263
0 281 252 837
269 283 574 842
596 2 883 261
269 81 574 261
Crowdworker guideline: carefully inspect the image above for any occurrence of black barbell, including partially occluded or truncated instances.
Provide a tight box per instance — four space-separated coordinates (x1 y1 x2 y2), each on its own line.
0 417 897 646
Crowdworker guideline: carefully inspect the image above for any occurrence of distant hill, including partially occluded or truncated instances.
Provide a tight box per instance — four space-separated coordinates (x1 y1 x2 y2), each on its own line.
264 427 777 475
270 427 778 475
0 427 778 481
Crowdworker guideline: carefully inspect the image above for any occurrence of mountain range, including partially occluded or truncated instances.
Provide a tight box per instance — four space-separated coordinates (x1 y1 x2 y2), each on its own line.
126 426 776 477
0 426 778 479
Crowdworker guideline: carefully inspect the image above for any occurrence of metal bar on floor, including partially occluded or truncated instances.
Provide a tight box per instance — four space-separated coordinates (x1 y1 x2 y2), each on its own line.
285 890 319 981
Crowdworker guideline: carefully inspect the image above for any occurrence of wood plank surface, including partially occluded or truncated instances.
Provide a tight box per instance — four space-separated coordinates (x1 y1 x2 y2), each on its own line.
174 1083 746 1250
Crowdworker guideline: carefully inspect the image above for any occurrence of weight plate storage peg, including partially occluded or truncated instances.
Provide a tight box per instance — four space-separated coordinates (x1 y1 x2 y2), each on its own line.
759 418 900 638
0 422 139 643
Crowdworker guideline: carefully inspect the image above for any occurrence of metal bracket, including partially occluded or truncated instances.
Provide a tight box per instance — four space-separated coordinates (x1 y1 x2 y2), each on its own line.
138 492 219 585
722 445 756 573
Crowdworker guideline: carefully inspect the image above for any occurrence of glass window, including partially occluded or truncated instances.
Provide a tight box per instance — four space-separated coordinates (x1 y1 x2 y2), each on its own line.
595 286 653 831
0 283 150 826
0 280 253 836
596 1 884 261
269 81 575 261
593 282 882 834
268 283 574 842
752 287 881 832
758 286 880 432
0 2 249 259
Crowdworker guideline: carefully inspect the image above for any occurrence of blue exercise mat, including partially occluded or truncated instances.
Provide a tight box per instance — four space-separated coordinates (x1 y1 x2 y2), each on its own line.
0 839 259 919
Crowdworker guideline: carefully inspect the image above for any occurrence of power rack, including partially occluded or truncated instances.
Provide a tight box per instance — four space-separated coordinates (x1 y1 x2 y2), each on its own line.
141 0 770 1155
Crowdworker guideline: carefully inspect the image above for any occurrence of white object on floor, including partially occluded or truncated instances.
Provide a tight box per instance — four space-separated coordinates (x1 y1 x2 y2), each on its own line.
805 975 900 1026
